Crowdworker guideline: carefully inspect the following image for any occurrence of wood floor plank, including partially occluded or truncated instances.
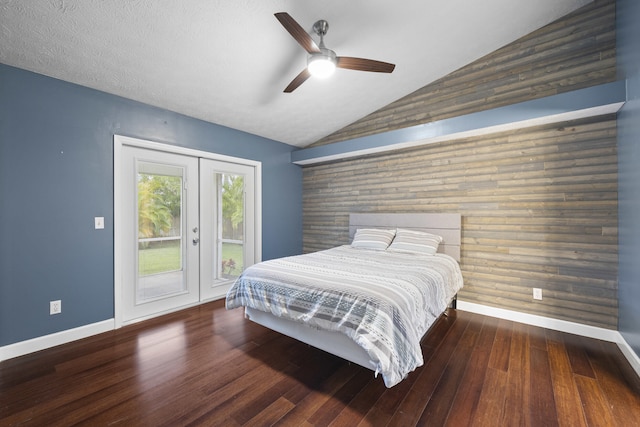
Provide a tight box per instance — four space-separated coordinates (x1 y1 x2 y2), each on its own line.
329 369 387 427
228 364 301 424
523 325 547 350
354 315 460 426
530 346 560 427
355 366 421 426
308 367 374 425
500 321 532 426
170 342 299 425
580 338 640 426
488 319 513 372
444 315 499 426
546 331 588 427
563 332 597 378
1 300 639 427
471 367 509 427
574 375 618 427
417 314 483 425
243 396 295 427
386 313 472 426
271 362 361 426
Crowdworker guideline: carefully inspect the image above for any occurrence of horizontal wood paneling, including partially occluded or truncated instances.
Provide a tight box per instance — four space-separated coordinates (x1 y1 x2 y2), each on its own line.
302 117 618 329
310 0 616 147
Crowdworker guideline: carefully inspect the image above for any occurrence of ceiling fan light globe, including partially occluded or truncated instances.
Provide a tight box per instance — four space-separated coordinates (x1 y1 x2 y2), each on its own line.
308 49 337 79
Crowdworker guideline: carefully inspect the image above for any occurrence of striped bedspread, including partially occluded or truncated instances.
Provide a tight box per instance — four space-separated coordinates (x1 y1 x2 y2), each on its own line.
225 245 464 387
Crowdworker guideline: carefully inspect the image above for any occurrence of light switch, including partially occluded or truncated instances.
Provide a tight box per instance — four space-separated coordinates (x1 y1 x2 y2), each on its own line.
95 217 105 229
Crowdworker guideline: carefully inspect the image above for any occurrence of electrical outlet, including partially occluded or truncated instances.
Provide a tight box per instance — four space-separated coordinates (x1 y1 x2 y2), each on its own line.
533 288 542 300
50 300 62 315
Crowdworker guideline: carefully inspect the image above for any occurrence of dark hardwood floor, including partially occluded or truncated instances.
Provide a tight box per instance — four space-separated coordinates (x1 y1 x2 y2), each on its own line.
1 300 639 426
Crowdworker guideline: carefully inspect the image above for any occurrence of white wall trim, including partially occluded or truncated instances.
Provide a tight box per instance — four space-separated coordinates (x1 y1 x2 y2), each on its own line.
457 301 640 379
457 301 619 341
616 336 640 380
114 135 262 167
292 103 624 165
0 319 114 362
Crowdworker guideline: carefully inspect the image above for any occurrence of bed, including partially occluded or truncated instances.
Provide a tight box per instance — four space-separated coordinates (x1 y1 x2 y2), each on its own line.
225 213 463 387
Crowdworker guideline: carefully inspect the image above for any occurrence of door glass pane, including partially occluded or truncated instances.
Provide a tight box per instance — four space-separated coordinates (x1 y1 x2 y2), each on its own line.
137 163 185 303
214 173 244 283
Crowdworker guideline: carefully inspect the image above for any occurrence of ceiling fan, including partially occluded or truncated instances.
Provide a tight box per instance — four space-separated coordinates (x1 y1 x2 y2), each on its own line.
275 12 396 93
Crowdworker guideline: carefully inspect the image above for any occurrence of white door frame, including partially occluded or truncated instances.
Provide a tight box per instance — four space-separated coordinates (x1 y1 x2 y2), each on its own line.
114 135 262 328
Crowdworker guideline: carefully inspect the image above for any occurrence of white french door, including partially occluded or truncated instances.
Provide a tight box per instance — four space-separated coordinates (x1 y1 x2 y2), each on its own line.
119 146 200 322
115 136 260 326
199 159 256 301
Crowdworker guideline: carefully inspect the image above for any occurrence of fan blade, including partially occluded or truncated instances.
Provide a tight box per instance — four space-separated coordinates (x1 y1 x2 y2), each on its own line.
337 57 396 73
275 12 320 54
284 68 311 93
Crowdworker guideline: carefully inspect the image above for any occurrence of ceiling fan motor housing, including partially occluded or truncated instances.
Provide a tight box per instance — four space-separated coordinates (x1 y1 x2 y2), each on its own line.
307 19 336 78
308 47 337 78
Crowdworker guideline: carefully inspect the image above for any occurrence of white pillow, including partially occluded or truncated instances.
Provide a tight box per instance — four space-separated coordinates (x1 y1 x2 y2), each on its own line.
351 228 396 250
387 228 443 255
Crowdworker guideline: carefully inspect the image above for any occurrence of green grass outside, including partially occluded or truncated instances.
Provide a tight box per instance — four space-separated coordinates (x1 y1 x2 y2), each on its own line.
139 240 243 276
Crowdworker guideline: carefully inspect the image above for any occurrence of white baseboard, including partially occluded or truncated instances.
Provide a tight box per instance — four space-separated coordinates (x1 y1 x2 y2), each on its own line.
457 301 640 379
616 335 640 379
456 301 620 341
0 319 115 362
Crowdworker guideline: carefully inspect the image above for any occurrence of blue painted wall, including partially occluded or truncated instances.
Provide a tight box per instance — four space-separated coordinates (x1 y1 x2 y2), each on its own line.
0 64 302 346
617 0 640 356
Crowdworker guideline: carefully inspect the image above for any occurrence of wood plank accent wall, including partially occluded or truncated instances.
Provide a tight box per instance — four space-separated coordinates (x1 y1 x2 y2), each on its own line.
302 116 618 329
310 0 616 147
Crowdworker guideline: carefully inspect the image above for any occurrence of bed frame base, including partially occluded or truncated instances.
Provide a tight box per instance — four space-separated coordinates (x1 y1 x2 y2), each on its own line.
245 307 376 370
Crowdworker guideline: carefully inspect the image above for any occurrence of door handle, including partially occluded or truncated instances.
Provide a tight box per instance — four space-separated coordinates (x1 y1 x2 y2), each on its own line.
192 238 200 245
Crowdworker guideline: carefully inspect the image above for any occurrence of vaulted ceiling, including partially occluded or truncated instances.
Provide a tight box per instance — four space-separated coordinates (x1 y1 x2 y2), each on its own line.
0 0 590 147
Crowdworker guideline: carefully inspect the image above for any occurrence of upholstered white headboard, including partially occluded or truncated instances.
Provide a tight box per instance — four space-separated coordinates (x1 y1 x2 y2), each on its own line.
348 213 461 261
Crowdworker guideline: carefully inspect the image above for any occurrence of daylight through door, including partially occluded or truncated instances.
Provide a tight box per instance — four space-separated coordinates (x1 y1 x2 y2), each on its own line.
199 159 255 301
120 146 200 323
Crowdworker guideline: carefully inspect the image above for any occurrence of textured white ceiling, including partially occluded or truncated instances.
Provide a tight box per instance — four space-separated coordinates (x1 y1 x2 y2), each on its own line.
0 0 590 147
